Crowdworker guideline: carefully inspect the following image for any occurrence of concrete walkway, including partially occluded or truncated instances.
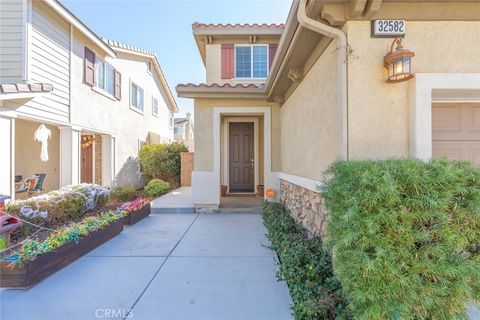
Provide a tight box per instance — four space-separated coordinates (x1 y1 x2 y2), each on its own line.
0 212 293 320
150 186 195 214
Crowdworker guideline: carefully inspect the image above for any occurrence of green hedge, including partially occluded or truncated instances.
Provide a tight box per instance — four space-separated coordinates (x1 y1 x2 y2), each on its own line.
321 159 480 319
139 143 188 188
144 179 170 198
262 202 351 320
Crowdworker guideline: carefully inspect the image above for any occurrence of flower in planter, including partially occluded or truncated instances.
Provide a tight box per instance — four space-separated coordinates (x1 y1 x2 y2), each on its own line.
115 198 149 216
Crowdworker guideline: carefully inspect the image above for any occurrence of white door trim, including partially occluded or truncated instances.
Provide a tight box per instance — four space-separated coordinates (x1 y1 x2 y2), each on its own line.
409 73 480 160
197 106 271 205
223 117 259 193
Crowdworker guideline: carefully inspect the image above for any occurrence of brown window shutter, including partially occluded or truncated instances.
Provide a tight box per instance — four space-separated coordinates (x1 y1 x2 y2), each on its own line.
221 44 234 79
114 70 121 100
269 44 278 69
84 47 95 86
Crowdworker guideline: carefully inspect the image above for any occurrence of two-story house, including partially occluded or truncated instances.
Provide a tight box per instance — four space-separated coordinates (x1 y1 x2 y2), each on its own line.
0 0 177 201
177 0 480 231
174 112 194 151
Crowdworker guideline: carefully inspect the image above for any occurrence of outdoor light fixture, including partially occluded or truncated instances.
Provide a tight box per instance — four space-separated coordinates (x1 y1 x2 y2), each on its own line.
384 37 415 83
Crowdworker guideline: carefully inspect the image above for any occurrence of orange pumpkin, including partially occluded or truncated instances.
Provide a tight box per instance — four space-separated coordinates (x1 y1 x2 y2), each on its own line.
265 188 276 200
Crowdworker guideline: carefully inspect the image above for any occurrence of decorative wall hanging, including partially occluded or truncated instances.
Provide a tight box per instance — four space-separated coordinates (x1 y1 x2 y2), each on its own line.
34 124 51 162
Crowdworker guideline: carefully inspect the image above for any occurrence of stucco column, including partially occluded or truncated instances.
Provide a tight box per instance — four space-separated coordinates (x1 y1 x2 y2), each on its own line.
0 114 16 201
59 126 80 186
101 134 116 187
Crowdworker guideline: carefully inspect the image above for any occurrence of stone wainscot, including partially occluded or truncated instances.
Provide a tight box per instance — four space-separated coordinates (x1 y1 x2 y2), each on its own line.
280 179 328 238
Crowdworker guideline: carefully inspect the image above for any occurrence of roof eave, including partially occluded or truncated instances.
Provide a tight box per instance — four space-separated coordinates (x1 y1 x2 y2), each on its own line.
45 0 116 57
176 88 267 99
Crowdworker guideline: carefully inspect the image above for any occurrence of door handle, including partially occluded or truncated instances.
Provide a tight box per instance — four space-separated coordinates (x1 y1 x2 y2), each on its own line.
251 158 254 169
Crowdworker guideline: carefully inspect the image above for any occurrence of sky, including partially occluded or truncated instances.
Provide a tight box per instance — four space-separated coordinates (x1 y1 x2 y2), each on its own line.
62 0 292 117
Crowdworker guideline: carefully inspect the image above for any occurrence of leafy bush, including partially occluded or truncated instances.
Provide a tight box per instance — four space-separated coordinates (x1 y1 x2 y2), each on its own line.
144 179 170 198
8 184 108 223
322 159 480 319
139 143 188 187
262 202 351 320
110 186 137 202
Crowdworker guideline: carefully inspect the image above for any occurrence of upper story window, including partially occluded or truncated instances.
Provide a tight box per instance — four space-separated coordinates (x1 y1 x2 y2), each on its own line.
174 127 181 135
84 47 121 100
96 58 115 96
130 82 144 113
152 97 158 116
235 45 268 79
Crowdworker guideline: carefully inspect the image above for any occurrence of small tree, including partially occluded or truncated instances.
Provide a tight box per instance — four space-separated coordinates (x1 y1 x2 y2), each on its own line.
139 143 188 188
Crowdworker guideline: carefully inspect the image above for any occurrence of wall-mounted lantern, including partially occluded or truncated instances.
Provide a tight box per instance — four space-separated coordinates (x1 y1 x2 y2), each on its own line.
384 37 415 83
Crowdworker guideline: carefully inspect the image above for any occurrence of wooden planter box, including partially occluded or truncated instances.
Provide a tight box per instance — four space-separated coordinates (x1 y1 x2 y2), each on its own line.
125 203 151 226
0 216 127 288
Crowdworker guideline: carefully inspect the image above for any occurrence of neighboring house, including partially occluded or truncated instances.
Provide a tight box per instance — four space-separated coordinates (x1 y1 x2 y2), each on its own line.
177 0 480 223
0 0 177 201
174 112 194 151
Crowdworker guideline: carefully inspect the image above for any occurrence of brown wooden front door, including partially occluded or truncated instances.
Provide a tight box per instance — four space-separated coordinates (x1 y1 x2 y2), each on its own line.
81 136 93 183
229 122 254 192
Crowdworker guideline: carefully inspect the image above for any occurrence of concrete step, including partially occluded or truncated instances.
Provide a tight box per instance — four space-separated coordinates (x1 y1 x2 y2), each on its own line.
151 206 195 214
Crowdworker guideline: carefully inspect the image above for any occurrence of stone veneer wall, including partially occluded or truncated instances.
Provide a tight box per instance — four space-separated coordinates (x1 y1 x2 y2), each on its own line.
280 179 328 238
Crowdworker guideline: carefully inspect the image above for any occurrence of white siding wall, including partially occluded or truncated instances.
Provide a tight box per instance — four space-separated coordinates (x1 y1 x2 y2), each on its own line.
16 1 70 123
0 0 25 84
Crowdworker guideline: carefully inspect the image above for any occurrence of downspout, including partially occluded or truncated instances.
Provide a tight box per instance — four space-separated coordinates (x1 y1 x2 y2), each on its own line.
297 0 349 160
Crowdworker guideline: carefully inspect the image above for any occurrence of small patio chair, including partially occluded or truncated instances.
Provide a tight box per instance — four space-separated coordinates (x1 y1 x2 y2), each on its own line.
28 173 46 194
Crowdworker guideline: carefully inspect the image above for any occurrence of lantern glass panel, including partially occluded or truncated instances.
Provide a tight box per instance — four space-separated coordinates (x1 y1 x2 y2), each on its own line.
403 57 410 74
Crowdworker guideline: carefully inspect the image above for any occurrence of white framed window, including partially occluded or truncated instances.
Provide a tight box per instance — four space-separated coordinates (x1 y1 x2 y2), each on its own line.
235 45 268 79
95 57 115 96
174 127 181 135
130 82 144 113
152 97 158 117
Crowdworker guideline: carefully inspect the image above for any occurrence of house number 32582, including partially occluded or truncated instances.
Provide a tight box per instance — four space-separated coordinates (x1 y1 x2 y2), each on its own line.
372 20 406 37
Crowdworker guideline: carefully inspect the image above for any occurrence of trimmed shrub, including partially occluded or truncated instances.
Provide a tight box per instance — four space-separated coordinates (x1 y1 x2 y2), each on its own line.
321 159 480 319
262 202 351 320
144 179 170 198
139 143 188 187
110 186 137 202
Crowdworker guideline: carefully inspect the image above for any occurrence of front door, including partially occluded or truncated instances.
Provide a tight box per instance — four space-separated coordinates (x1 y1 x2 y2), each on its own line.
229 122 254 192
81 136 93 183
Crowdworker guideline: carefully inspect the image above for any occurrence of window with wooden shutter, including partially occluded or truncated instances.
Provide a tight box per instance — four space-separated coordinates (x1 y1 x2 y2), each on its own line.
221 44 234 79
114 70 121 100
84 47 95 86
269 44 278 69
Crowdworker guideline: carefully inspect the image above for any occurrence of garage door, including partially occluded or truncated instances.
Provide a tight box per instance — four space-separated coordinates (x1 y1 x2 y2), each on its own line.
432 104 480 165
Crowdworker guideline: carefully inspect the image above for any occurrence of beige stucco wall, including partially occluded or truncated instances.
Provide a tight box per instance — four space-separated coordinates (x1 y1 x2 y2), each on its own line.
346 21 480 160
280 40 340 181
15 119 60 192
205 37 280 85
194 99 280 174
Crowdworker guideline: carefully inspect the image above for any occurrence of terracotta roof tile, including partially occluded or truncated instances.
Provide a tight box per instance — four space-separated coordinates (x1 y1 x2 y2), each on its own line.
192 22 285 30
102 38 156 56
176 83 264 89
0 83 53 94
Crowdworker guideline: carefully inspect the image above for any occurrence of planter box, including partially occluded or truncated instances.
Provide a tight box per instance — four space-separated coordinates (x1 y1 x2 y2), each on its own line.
0 216 127 288
125 203 151 226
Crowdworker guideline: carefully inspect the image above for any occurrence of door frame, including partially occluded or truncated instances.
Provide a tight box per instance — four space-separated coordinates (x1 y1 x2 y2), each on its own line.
223 117 259 194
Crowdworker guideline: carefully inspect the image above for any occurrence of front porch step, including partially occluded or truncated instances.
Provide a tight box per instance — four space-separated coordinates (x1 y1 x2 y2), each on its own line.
151 207 195 214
